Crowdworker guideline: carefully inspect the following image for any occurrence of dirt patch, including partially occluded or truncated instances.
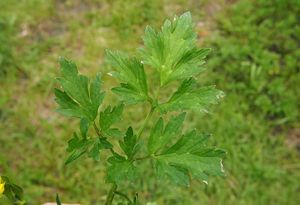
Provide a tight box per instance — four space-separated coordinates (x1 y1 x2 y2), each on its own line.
285 128 300 152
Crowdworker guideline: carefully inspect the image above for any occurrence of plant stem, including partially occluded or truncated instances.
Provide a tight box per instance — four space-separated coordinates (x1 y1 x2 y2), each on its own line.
137 106 155 140
93 122 102 137
114 191 133 204
105 183 117 205
94 123 119 205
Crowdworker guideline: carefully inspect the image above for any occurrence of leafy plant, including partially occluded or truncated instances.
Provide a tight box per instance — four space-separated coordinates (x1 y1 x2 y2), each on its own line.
0 16 15 76
207 0 300 124
54 12 225 204
0 176 25 205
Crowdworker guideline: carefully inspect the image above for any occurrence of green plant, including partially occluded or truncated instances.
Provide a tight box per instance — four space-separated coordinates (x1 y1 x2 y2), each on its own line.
54 12 225 204
0 176 25 205
0 15 15 76
207 0 300 124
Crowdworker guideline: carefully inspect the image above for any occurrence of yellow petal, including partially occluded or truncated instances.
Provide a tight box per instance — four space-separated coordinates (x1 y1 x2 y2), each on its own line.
0 177 5 195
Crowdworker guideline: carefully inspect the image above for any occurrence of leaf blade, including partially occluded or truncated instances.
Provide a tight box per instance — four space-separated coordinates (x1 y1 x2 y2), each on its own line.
140 12 210 85
106 50 148 104
55 58 104 122
159 78 224 113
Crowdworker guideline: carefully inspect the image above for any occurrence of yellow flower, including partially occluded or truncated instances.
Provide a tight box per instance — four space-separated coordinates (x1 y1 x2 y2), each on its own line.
0 176 5 196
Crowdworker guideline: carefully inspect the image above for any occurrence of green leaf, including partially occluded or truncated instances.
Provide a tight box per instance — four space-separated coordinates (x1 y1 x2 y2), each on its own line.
155 160 189 187
56 194 62 205
1 176 24 203
66 133 87 152
88 140 102 161
119 127 140 160
65 133 112 164
159 78 224 113
147 116 225 185
107 156 137 184
54 89 83 118
99 104 124 136
106 152 138 184
140 12 210 85
80 118 90 138
99 138 114 149
10 184 23 199
65 146 88 165
156 150 225 182
148 118 164 154
106 50 149 104
55 58 105 121
105 128 123 138
148 113 185 154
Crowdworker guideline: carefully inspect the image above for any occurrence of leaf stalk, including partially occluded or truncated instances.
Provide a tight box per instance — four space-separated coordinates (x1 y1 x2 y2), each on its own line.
105 183 117 205
137 106 155 140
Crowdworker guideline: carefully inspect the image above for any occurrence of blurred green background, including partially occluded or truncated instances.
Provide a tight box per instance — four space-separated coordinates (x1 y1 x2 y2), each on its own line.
0 0 299 204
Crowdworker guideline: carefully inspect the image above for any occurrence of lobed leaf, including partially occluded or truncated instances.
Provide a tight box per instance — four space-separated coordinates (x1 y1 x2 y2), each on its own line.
55 58 105 122
106 50 149 104
156 150 225 182
99 104 124 137
65 133 92 165
148 113 185 154
162 130 209 155
119 127 140 160
159 78 224 113
155 160 190 187
140 12 211 86
107 153 137 184
1 176 24 203
88 138 113 161
148 114 225 185
65 133 112 165
106 127 141 184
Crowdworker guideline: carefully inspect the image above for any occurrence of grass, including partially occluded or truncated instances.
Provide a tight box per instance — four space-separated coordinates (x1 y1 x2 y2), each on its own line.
0 0 299 204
